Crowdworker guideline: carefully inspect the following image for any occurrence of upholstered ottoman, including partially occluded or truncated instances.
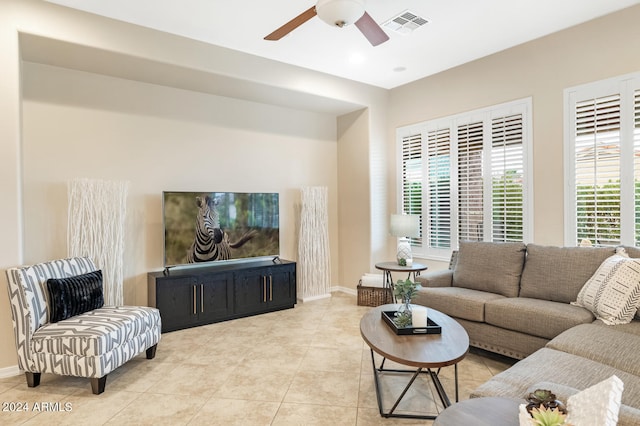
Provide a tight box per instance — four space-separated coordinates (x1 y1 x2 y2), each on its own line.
6 257 161 394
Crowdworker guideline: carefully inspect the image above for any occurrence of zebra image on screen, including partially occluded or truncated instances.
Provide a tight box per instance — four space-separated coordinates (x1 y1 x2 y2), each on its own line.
186 195 256 263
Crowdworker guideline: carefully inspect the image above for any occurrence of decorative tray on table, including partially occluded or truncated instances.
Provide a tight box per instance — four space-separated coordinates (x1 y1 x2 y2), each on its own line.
381 310 442 335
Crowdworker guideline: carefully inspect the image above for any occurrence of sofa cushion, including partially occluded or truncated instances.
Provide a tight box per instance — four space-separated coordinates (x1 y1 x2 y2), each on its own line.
484 298 594 340
452 241 526 297
572 252 640 325
31 306 161 357
547 323 640 377
456 317 548 360
519 244 616 303
413 287 504 322
592 319 640 337
471 348 640 417
47 270 104 323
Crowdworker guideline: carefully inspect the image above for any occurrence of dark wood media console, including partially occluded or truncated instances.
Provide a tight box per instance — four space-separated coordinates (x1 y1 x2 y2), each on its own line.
148 259 296 332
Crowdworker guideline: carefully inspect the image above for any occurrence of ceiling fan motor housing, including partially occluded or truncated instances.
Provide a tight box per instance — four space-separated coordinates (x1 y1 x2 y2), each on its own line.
316 0 366 28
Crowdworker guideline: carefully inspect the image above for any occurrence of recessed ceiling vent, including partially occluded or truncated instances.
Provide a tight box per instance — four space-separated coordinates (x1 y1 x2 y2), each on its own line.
383 10 430 35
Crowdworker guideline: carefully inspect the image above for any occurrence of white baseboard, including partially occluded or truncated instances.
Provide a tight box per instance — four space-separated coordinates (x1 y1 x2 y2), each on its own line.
297 293 332 303
332 285 356 296
0 364 21 379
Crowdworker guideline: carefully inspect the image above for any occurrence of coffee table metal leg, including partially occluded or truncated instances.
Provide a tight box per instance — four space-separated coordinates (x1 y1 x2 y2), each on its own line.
429 369 451 408
370 350 384 415
455 363 459 402
369 349 459 419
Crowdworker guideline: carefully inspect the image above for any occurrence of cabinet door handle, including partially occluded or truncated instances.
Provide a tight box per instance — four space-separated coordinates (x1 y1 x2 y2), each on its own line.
193 285 197 315
263 276 267 302
201 284 204 313
269 275 273 301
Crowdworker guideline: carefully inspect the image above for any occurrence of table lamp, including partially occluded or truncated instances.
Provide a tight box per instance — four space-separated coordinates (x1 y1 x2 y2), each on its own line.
390 214 420 265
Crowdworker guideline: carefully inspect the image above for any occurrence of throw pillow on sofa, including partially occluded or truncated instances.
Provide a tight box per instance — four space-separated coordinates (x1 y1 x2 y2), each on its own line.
572 249 640 325
47 269 104 322
621 246 640 320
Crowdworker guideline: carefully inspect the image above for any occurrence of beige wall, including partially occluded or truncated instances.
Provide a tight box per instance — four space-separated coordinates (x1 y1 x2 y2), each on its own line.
388 4 640 270
337 109 371 288
0 0 24 373
21 61 341 305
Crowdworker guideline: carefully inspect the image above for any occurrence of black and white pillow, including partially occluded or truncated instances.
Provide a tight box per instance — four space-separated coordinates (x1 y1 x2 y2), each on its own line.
573 249 640 325
47 270 104 323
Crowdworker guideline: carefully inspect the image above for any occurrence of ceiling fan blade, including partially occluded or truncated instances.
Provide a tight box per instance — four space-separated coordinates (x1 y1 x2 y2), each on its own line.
354 11 389 46
264 6 317 41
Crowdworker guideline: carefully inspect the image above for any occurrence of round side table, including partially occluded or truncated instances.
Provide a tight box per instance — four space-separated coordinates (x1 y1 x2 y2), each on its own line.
375 261 428 301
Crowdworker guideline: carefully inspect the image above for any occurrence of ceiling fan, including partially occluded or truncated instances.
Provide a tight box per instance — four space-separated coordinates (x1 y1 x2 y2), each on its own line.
264 0 389 47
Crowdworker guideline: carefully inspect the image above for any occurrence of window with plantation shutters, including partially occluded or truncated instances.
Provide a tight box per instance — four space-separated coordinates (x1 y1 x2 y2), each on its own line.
564 73 640 247
575 95 621 246
400 133 423 247
397 98 532 260
426 128 451 248
457 121 484 242
491 114 524 242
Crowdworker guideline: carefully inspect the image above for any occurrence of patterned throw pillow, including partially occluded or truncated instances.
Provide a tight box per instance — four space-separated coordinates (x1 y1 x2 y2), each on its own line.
573 250 640 325
47 270 104 323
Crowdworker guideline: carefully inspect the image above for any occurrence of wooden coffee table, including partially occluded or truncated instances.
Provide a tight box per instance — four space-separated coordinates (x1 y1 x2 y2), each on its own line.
360 304 470 419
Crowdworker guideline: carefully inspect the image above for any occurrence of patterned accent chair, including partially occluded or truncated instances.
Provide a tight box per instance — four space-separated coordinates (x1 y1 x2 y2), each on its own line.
5 257 162 394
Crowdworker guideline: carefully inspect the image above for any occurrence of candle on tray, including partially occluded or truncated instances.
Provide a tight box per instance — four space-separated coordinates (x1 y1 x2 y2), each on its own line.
412 306 427 327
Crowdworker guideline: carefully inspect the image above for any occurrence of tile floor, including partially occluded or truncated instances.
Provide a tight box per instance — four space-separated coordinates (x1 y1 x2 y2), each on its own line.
0 292 515 425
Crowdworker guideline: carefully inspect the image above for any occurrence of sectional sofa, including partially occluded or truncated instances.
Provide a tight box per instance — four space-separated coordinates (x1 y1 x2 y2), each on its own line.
413 242 640 425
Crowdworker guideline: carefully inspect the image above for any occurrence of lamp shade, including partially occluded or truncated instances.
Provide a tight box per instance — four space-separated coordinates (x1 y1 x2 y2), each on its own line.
390 214 420 238
316 0 365 28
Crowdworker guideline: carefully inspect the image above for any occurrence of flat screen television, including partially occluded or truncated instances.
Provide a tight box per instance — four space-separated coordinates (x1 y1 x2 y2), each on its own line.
163 191 280 267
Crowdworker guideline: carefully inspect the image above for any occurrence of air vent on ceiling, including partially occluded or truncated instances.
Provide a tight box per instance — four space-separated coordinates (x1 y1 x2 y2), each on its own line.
383 10 430 35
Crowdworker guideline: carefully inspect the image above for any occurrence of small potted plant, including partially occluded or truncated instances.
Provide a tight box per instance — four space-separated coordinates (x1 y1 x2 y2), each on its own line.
393 279 421 327
528 405 569 426
526 389 567 415
518 389 570 426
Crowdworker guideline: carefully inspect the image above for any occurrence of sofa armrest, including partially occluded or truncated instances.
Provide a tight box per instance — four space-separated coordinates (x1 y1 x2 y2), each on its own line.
416 269 453 288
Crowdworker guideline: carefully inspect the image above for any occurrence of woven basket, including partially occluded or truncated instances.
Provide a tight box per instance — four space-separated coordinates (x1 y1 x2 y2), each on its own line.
357 282 393 307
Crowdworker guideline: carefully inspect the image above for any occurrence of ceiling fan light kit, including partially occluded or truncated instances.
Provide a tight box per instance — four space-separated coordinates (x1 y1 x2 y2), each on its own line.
316 0 365 28
264 0 389 47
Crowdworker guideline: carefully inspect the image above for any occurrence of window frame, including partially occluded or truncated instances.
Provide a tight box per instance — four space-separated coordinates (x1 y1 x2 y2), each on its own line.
563 72 640 247
396 98 533 261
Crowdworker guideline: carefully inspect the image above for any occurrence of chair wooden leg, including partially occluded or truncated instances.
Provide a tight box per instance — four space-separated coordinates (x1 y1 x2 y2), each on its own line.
25 372 41 388
91 376 107 395
146 344 157 359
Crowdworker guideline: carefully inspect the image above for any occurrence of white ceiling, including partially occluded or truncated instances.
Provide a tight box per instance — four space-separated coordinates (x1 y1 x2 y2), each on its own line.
45 0 640 89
